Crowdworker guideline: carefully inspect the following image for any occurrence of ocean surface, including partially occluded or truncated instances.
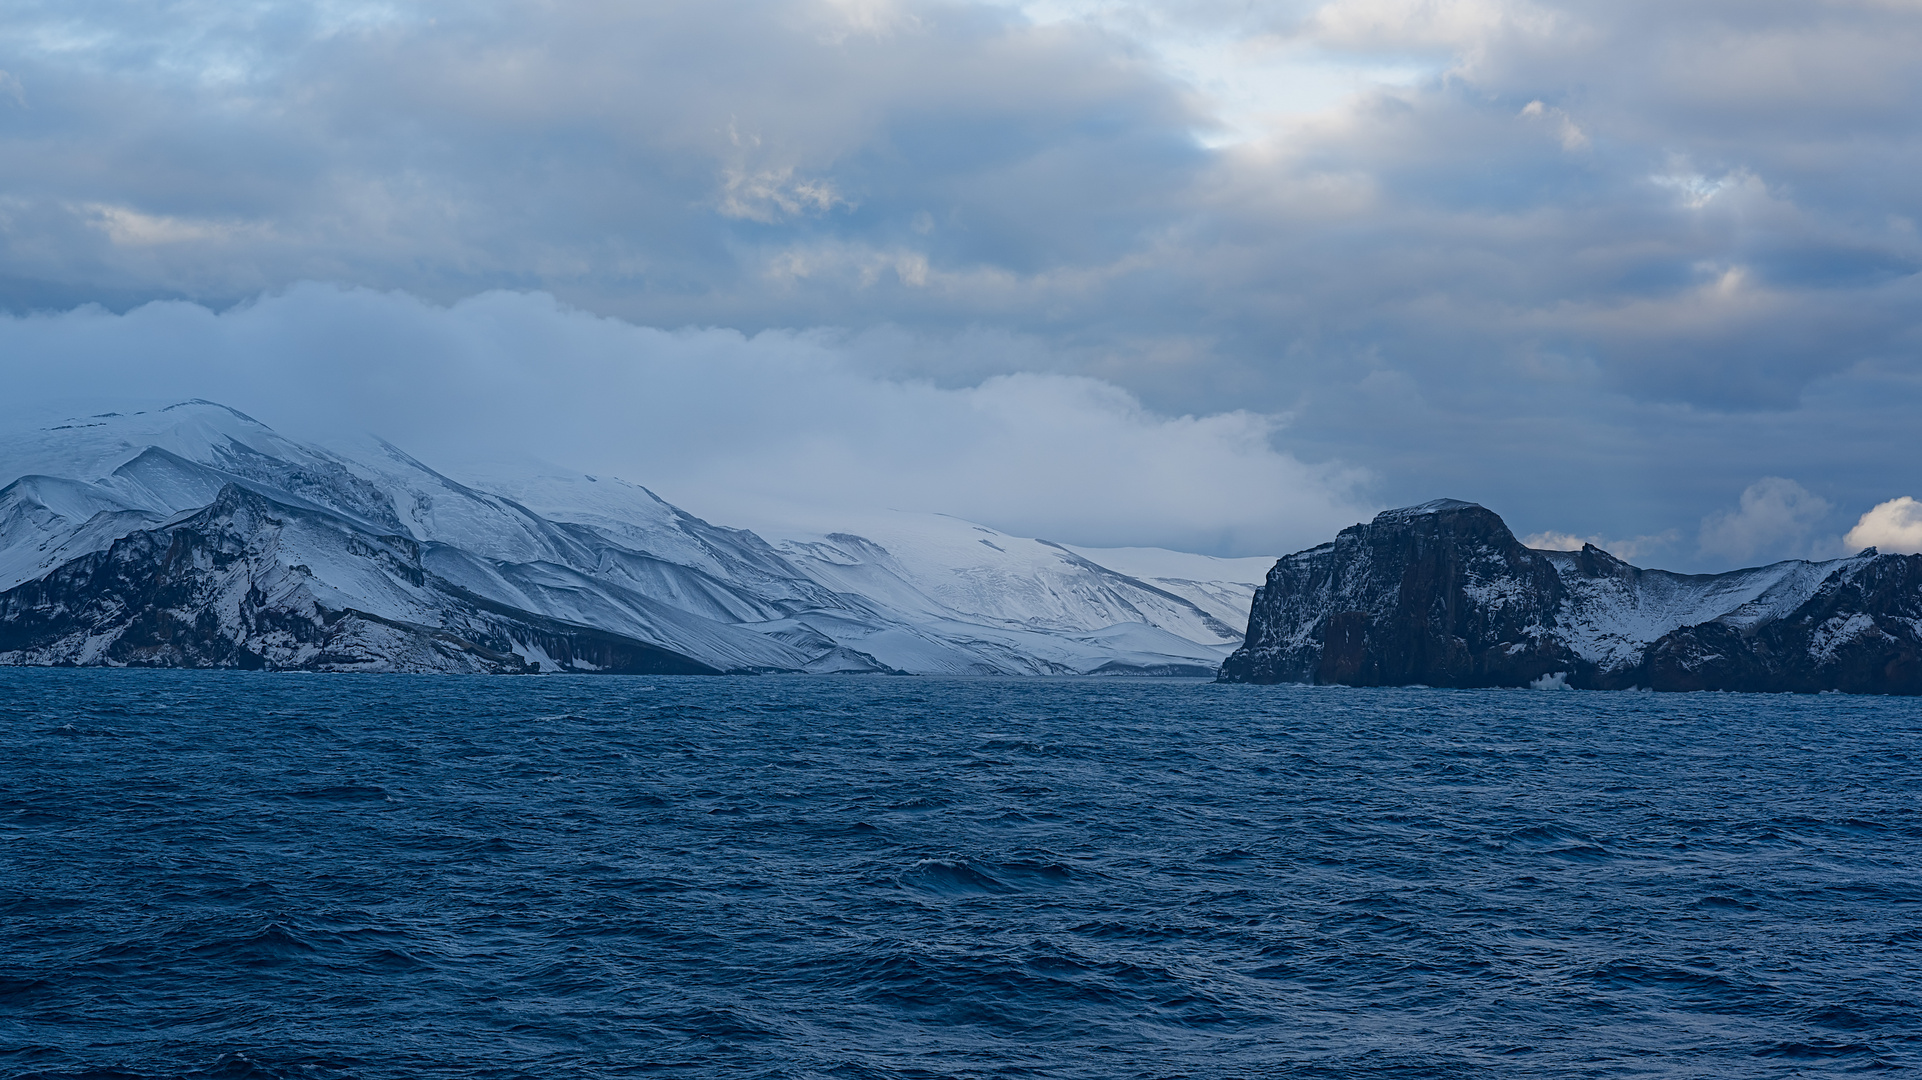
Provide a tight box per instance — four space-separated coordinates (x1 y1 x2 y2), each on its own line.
2 671 1918 1079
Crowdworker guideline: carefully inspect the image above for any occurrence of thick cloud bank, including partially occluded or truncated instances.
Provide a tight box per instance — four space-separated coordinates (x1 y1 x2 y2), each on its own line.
0 285 1368 555
2 0 1918 568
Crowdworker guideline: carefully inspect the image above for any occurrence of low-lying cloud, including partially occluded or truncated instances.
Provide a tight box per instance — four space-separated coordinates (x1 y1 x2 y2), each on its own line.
0 285 1371 555
1520 530 1673 562
1846 496 1922 555
2 0 1920 570
1698 477 1836 565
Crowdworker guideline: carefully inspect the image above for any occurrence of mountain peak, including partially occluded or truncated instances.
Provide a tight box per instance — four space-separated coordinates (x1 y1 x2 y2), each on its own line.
159 400 266 426
1370 498 1484 524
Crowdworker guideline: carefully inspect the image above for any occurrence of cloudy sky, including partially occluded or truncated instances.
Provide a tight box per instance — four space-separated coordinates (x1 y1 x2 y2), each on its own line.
1 0 1918 565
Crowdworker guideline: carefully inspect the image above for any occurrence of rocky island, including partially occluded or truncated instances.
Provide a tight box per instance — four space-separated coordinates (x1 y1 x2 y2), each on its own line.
1219 500 1922 694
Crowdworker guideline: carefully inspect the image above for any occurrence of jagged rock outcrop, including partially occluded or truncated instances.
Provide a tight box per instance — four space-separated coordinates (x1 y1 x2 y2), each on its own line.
1645 554 1922 693
1219 499 1922 694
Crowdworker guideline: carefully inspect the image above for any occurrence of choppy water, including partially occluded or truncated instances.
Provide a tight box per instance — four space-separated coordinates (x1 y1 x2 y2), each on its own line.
2 671 1919 1079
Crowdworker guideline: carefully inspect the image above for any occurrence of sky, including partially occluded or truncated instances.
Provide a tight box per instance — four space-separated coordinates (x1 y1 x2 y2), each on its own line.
0 0 1918 566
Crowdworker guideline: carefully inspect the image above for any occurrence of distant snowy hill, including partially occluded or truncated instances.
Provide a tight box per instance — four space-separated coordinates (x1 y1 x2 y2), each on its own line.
0 401 1268 675
1060 543 1277 631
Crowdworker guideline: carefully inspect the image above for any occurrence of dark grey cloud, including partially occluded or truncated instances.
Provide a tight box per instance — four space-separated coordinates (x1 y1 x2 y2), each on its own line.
0 0 1918 567
0 0 1204 320
0 286 1373 555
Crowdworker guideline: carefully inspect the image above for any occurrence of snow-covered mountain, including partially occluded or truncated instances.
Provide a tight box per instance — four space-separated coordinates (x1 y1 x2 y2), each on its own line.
0 401 1267 675
1219 499 1922 694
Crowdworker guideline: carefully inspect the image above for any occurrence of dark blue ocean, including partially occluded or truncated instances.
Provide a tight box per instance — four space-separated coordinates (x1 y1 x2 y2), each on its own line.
2 671 1918 1079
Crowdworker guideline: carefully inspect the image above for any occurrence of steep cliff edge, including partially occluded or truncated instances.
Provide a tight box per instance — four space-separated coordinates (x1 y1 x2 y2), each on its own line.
1219 500 1922 694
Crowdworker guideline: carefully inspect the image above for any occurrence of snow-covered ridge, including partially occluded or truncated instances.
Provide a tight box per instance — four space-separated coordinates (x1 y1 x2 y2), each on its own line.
1538 546 1851 671
0 402 1271 675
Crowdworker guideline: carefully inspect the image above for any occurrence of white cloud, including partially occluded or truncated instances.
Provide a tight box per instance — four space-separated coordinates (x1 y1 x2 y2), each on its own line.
1698 477 1833 564
1521 529 1669 560
73 202 264 246
0 284 1372 556
1844 496 1922 554
1308 0 1565 55
717 165 850 223
1518 99 1586 150
1523 530 1587 550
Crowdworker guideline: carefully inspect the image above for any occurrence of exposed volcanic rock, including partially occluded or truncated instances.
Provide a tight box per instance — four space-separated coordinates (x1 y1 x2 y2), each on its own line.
0 484 719 674
1645 554 1922 693
1219 500 1922 694
1217 500 1576 688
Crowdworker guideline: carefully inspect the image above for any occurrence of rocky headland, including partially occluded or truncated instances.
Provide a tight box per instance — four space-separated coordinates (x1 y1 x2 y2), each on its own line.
1218 500 1922 694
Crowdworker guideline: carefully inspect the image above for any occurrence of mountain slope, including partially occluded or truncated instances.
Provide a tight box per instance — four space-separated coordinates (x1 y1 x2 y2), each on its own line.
0 402 1269 675
0 484 719 674
462 472 1261 675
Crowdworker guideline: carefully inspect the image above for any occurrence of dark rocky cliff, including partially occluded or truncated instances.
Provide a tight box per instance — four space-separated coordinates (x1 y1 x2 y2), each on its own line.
1645 554 1922 693
1219 500 1922 694
1218 500 1578 688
